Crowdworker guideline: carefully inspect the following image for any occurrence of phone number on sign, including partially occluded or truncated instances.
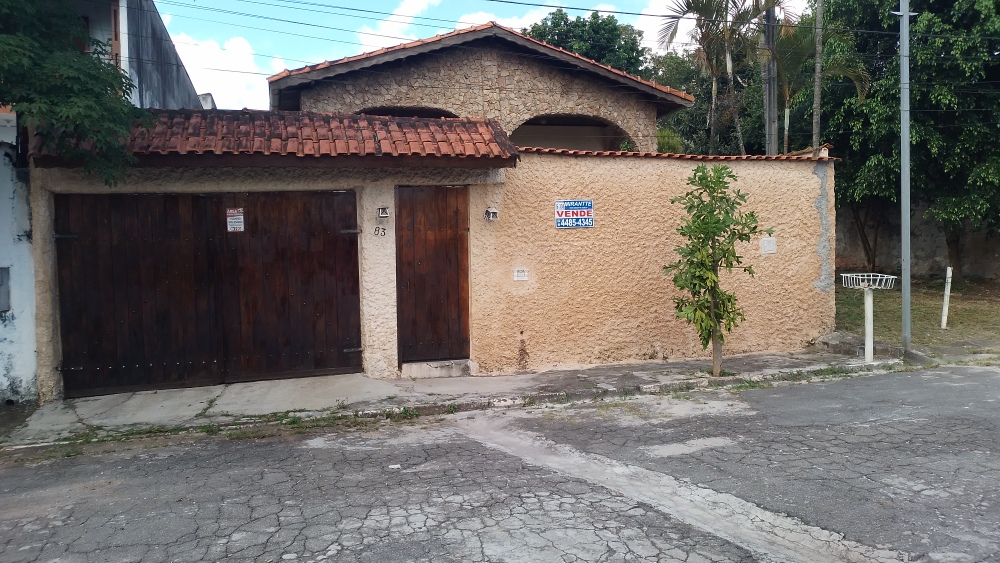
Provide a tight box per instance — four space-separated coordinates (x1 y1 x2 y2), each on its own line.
556 217 595 228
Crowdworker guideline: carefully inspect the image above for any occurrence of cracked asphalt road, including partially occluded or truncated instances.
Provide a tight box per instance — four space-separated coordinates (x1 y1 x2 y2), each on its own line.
1 365 999 562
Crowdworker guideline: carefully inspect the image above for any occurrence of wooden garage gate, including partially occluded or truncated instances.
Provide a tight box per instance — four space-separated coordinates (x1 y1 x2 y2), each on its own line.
54 192 362 398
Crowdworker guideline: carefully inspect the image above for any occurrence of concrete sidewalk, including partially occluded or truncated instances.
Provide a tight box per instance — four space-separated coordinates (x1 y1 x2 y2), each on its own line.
2 350 898 447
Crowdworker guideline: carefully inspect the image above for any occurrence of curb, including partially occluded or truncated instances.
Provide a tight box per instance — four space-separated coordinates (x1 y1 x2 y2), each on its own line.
2 359 902 449
362 359 901 418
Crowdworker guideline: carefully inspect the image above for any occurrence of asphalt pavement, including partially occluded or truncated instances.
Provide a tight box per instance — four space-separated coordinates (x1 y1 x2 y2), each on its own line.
1 364 999 561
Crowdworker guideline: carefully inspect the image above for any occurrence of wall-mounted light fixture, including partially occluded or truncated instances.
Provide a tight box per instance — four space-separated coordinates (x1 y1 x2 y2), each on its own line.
484 207 499 221
377 207 390 219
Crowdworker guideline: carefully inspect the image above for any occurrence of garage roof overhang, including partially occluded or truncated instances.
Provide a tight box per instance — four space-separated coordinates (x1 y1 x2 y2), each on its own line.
32 109 520 170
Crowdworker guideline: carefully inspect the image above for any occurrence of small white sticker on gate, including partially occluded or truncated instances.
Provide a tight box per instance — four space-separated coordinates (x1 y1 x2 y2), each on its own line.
226 208 244 232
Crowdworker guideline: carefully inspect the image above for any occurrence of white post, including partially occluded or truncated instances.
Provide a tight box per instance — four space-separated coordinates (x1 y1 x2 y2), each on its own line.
864 287 875 364
941 266 953 329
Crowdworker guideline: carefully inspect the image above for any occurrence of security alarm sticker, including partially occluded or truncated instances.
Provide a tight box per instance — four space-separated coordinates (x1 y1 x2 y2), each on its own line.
555 199 594 229
226 208 245 232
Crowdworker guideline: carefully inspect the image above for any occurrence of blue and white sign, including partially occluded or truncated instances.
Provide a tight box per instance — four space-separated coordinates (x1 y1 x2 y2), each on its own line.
555 199 594 229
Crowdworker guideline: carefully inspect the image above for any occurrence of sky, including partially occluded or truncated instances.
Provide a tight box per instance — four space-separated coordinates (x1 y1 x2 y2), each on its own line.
153 0 809 110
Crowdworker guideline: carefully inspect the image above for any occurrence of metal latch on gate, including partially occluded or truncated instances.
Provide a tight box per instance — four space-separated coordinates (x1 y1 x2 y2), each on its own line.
343 347 363 353
54 233 79 240
339 229 361 234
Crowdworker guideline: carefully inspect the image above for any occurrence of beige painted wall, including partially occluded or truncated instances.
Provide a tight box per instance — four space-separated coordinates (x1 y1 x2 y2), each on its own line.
30 155 835 401
467 154 837 372
299 44 660 152
29 164 504 402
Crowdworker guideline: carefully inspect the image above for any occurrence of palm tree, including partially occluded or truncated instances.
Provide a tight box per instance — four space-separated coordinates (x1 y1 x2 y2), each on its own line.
661 0 779 156
659 0 725 154
771 22 870 153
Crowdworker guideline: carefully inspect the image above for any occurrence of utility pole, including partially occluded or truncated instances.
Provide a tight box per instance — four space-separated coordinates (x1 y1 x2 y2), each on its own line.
811 0 824 156
764 6 778 155
893 0 915 352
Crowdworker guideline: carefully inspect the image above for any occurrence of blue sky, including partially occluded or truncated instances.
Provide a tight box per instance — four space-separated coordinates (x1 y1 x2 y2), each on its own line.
155 0 808 110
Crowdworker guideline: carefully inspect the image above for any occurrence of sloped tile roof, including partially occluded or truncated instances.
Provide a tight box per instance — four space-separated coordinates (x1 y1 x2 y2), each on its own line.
269 22 694 107
517 147 838 161
128 109 518 161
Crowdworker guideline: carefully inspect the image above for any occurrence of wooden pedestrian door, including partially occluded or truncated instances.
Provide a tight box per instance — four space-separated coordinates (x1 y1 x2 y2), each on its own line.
54 192 362 398
395 186 470 363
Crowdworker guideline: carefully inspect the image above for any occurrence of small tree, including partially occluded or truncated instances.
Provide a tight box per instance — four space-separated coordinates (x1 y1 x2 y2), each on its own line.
665 165 771 376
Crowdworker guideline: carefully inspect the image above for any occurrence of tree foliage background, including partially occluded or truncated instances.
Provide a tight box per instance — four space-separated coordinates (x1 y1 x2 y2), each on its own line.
0 0 142 185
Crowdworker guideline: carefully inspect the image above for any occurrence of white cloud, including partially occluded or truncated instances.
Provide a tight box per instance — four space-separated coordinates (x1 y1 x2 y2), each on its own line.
355 0 442 53
171 33 270 110
453 8 550 31
160 13 172 27
270 56 287 74
634 0 810 54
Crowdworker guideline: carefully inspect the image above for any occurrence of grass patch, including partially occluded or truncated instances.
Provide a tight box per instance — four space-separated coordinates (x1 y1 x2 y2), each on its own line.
836 279 1000 353
727 380 774 393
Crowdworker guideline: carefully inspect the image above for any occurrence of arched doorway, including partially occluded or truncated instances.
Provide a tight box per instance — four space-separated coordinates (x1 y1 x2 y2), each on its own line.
509 115 635 151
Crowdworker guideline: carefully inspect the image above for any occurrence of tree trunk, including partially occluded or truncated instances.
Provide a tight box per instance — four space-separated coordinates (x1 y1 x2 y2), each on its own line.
783 105 791 154
709 76 719 155
945 226 964 285
709 262 722 377
812 0 824 156
726 49 747 156
711 329 723 377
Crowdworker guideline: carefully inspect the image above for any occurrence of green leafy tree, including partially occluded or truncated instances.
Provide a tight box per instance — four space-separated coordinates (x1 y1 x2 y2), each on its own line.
0 0 143 185
524 9 651 78
665 165 771 376
824 0 1000 282
770 16 869 153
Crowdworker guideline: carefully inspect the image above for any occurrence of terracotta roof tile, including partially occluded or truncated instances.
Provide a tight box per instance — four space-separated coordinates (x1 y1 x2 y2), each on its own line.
127 109 519 162
516 146 838 162
269 22 694 105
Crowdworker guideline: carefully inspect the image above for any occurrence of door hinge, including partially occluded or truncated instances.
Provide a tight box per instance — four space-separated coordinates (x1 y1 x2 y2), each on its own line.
339 229 361 234
54 234 79 240
343 347 363 353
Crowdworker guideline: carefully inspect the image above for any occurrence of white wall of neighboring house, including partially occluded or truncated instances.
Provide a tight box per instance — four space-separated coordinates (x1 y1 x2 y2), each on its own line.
0 114 37 402
72 0 202 109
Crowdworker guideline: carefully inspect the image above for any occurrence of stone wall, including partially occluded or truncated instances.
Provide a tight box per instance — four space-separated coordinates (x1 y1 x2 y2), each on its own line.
299 42 660 152
837 204 1000 279
467 154 837 372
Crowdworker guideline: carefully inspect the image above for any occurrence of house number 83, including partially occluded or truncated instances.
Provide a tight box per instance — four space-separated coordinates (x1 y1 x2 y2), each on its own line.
372 227 387 237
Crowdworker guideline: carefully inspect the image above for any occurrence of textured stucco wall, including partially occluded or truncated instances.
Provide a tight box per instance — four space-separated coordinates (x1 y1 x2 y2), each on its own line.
467 154 837 372
0 151 37 402
299 43 660 152
30 165 504 402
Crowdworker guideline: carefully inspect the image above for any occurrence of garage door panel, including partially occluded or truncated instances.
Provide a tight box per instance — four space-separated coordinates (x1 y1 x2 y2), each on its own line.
56 192 362 398
333 193 362 368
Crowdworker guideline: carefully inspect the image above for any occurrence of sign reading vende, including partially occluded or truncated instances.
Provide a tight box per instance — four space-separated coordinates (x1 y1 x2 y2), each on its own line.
226 208 245 232
554 199 594 229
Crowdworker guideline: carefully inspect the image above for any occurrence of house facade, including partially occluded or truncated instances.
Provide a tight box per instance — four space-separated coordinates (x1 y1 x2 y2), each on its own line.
269 24 694 153
28 24 837 402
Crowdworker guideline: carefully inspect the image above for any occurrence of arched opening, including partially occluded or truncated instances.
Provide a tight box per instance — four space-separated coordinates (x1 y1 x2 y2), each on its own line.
509 115 634 151
359 106 459 119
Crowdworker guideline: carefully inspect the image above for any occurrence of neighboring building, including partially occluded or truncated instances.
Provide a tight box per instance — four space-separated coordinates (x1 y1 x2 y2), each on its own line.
269 23 694 152
1 1 203 402
28 25 837 402
72 0 202 109
0 111 36 402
